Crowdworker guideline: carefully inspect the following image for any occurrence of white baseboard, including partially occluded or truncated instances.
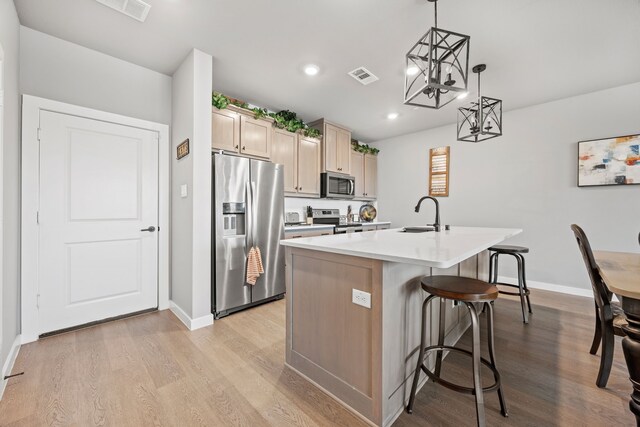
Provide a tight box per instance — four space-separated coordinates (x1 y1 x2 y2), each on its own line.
497 275 593 299
0 335 22 400
169 301 214 331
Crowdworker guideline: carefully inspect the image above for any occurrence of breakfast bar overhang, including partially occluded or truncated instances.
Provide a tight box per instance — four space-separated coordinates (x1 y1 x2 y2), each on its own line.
280 226 522 427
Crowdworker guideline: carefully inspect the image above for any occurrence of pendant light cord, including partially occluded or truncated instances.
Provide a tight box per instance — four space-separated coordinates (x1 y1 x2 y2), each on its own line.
433 0 438 29
477 70 481 97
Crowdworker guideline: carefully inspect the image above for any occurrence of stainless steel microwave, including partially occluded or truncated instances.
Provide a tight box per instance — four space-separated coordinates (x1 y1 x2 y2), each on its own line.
321 172 355 199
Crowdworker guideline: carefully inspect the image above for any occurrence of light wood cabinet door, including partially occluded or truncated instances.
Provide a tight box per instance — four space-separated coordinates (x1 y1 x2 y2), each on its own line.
240 115 272 159
323 124 339 173
272 129 298 193
336 128 352 174
211 109 240 152
297 136 321 197
364 154 378 199
351 151 365 199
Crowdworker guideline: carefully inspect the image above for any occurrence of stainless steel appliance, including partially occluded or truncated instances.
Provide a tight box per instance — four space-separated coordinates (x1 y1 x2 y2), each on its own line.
212 153 285 318
321 172 355 199
312 209 362 234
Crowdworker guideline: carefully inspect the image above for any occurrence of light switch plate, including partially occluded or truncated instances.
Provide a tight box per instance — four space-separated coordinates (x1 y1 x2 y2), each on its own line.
352 289 371 309
180 184 188 198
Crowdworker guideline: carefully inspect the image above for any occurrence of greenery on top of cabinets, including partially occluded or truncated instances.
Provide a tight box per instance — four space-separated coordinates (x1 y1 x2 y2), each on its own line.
303 127 322 138
352 140 380 155
212 92 322 138
212 92 230 110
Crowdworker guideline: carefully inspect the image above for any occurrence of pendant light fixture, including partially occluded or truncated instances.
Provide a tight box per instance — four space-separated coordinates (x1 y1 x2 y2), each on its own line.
404 0 470 109
457 64 503 142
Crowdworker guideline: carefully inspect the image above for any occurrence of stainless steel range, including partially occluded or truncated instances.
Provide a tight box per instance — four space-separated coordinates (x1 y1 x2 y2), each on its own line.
312 209 363 234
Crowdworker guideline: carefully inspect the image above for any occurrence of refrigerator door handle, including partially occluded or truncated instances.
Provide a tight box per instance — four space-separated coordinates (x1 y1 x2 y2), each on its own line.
246 181 253 250
250 181 257 245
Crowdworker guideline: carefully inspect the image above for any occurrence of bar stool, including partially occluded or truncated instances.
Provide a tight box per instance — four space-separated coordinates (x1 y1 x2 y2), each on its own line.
488 245 532 323
406 276 508 427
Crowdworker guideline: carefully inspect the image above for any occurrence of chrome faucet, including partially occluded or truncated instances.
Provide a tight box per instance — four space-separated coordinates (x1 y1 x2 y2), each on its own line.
414 196 441 232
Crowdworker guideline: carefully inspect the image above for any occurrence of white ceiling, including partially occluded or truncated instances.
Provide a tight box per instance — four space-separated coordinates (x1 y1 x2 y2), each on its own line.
14 0 640 141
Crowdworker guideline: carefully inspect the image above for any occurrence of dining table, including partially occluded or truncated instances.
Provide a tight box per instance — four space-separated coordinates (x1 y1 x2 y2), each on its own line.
595 250 640 426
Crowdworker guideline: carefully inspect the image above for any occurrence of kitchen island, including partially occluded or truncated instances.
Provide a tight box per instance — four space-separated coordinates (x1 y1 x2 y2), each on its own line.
280 226 521 427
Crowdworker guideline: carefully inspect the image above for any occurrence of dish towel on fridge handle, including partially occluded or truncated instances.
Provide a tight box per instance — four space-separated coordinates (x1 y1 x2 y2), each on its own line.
246 246 264 285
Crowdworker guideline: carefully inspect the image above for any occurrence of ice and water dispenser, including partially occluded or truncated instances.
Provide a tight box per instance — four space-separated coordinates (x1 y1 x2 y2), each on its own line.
222 202 246 237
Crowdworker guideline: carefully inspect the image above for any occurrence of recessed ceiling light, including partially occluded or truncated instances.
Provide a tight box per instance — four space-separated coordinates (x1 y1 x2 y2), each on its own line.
457 92 469 100
304 65 319 76
406 65 419 76
387 113 399 120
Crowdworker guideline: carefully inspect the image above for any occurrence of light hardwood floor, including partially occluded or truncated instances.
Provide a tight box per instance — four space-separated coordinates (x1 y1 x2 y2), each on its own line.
0 290 633 426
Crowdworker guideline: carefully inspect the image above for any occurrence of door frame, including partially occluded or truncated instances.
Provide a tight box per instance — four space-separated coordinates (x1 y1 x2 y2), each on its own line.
21 95 170 343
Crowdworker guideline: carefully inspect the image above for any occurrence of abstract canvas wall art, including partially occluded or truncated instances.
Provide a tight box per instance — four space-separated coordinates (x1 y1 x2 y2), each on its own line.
578 134 640 187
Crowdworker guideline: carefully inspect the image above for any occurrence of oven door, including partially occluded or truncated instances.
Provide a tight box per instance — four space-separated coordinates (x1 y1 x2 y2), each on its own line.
322 173 355 199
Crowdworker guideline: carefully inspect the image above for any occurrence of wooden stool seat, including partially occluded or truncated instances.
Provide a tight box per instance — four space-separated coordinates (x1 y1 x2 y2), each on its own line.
488 245 529 254
421 276 499 302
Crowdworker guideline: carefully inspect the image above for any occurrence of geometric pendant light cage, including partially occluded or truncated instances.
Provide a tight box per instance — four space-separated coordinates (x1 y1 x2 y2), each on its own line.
404 0 471 109
457 64 503 142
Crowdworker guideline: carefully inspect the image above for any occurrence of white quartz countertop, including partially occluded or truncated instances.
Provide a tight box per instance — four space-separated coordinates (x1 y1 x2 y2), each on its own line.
284 224 335 232
360 221 391 226
280 226 522 268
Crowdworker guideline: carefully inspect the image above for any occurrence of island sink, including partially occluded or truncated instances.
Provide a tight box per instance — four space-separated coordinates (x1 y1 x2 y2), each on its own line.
401 226 435 233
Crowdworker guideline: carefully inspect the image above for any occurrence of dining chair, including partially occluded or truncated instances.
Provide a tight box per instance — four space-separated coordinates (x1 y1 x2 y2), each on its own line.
570 224 626 388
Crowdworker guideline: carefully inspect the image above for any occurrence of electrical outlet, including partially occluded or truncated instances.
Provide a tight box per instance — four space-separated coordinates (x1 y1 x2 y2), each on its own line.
352 289 371 309
180 184 188 198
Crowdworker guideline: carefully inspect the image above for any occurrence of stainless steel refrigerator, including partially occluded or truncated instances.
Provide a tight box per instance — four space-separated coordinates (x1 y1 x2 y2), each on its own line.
212 153 285 318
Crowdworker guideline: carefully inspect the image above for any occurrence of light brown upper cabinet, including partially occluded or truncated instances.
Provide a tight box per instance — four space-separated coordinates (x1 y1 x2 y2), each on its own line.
350 150 378 200
296 136 321 197
271 128 298 193
351 151 365 198
240 115 272 159
271 129 321 198
308 119 352 175
211 106 272 159
211 108 240 152
364 154 377 199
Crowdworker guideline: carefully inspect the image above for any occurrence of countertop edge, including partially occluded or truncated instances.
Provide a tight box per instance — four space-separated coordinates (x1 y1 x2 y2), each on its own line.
280 227 523 267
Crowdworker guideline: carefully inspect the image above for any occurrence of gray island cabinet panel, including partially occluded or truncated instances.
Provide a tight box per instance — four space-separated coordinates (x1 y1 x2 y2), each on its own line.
281 226 521 426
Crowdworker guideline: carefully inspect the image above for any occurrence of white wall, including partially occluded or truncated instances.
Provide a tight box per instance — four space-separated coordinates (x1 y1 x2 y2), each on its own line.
0 0 20 387
171 49 213 327
19 26 171 124
374 82 640 292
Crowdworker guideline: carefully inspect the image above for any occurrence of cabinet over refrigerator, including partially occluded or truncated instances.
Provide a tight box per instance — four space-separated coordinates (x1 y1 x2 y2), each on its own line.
212 153 285 318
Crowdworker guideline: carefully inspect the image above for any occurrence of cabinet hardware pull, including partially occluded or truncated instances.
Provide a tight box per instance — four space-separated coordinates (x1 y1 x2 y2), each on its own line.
242 146 246 150
300 187 302 191
235 145 239 149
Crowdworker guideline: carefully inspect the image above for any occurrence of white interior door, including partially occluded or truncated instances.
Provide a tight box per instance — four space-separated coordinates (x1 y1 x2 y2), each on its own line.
38 111 159 334
0 49 4 352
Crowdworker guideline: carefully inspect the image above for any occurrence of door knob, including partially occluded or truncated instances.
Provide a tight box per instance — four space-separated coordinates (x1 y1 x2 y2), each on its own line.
141 226 156 232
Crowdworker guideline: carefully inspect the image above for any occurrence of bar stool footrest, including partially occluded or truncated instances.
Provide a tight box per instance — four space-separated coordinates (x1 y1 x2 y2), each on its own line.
492 282 531 296
420 345 501 394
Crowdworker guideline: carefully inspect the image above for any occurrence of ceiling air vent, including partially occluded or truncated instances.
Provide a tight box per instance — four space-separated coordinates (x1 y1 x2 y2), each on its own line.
95 0 151 22
348 67 379 86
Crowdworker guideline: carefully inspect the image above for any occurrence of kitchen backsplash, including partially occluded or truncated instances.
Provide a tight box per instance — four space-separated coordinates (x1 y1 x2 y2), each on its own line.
284 198 378 220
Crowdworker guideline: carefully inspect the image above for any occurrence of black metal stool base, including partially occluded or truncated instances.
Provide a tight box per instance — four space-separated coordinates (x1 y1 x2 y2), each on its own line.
416 345 501 395
406 295 508 426
489 250 532 323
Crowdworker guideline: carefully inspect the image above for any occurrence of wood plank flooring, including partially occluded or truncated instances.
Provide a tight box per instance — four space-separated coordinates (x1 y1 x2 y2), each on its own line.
0 289 633 426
